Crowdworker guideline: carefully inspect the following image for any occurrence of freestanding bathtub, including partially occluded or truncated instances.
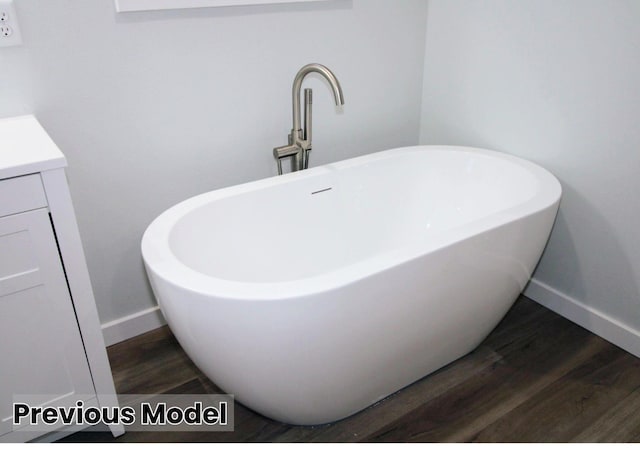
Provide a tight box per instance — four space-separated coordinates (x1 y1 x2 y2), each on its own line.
141 145 561 425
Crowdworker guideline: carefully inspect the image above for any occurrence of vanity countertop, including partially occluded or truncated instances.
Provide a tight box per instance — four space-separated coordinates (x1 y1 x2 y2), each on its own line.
0 115 66 180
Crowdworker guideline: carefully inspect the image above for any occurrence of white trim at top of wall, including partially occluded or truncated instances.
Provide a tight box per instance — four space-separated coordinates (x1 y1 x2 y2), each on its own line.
524 278 640 359
115 0 330 13
101 305 166 347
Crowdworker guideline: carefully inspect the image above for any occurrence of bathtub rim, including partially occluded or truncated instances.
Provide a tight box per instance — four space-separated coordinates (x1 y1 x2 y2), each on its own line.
141 145 561 301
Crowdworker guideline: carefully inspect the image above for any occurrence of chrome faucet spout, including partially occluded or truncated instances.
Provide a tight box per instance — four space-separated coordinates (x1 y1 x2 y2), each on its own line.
273 63 344 175
292 63 344 137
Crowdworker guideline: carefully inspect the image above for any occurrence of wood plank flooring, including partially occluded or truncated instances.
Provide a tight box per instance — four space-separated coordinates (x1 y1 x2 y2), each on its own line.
61 295 640 442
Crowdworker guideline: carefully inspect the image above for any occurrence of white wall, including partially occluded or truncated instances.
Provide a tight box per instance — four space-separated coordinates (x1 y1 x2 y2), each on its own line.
13 0 636 353
1 0 428 330
421 0 640 354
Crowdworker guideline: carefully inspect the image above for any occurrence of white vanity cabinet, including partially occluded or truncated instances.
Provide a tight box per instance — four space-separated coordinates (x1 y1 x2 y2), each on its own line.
0 116 124 442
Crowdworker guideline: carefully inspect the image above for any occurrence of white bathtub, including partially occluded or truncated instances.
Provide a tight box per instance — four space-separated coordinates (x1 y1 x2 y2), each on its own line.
141 145 561 425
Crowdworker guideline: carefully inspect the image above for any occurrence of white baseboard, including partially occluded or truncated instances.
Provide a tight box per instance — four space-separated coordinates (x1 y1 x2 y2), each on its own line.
524 278 640 359
100 280 640 357
101 305 167 347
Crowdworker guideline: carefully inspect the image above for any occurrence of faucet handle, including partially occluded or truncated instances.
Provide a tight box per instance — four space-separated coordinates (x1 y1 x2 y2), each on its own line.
273 144 300 175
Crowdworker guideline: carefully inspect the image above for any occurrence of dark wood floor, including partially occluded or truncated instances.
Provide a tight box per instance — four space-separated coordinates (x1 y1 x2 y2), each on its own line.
61 295 640 442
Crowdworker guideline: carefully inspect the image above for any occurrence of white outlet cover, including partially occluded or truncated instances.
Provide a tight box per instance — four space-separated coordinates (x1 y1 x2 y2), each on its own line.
0 0 21 47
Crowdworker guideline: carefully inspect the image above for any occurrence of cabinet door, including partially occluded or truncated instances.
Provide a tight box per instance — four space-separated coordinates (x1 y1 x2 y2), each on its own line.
0 209 95 438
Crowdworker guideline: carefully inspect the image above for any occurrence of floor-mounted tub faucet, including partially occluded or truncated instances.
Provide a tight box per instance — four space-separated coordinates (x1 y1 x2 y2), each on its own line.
273 63 344 175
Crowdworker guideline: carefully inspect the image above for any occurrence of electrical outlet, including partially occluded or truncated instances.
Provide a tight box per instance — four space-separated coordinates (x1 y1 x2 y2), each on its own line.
0 0 21 47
